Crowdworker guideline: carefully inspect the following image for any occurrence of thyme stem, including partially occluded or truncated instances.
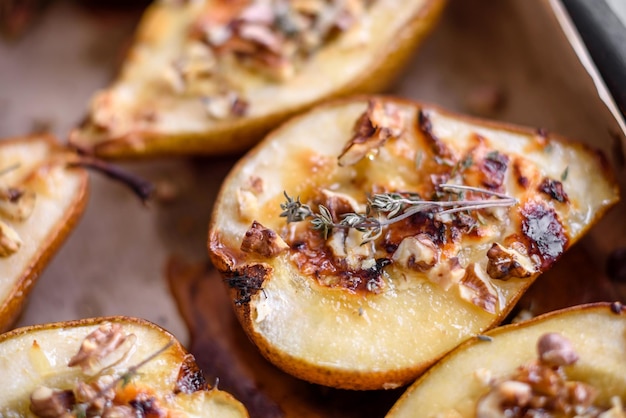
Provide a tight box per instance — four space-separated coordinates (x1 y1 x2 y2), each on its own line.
281 183 517 243
0 163 20 176
80 340 174 406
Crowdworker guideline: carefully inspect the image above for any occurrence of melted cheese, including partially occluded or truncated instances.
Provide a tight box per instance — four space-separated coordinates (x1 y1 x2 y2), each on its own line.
209 98 618 389
70 0 435 152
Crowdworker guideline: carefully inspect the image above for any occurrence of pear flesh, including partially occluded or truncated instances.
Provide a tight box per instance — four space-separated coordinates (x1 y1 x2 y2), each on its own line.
0 317 249 418
209 97 618 390
387 303 626 417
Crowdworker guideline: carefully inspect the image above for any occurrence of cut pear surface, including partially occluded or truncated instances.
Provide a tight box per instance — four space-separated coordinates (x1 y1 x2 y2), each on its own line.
0 135 88 332
386 303 626 417
69 0 446 158
208 97 618 390
0 317 249 417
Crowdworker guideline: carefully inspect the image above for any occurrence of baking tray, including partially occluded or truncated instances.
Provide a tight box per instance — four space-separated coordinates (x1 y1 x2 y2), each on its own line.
1 0 625 416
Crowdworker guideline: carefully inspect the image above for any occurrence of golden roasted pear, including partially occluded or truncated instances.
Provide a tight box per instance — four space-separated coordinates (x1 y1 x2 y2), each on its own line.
386 303 626 417
208 97 618 390
69 0 446 158
0 316 249 417
0 135 88 332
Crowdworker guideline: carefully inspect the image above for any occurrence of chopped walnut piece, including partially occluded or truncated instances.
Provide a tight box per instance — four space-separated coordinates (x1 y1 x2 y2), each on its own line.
0 219 22 257
237 189 259 222
537 333 579 367
234 171 263 221
338 100 405 166
475 332 607 417
241 220 289 257
30 386 75 418
539 177 569 203
486 242 535 280
74 375 116 417
476 381 532 418
321 189 363 221
245 176 264 194
479 150 509 190
344 228 376 270
239 23 283 53
201 0 367 80
102 406 136 418
202 91 249 119
165 41 216 94
427 257 466 291
68 323 136 375
0 187 36 220
458 263 499 314
392 234 438 271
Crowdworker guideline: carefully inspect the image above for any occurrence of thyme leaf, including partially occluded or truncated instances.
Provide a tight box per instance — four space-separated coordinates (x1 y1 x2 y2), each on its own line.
279 192 313 222
310 204 333 239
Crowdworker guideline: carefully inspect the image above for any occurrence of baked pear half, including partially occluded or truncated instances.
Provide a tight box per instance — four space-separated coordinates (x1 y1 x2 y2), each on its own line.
69 0 446 158
0 316 249 417
386 303 626 417
0 135 88 332
208 97 618 390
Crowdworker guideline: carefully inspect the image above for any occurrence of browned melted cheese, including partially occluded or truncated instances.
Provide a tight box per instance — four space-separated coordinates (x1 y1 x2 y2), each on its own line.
224 100 611 316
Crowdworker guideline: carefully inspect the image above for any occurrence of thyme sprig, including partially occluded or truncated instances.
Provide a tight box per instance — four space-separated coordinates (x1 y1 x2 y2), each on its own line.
72 340 174 416
280 184 517 243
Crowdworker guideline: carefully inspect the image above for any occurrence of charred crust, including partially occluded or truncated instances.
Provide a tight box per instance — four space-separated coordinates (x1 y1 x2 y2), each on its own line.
452 212 479 235
129 394 162 417
175 354 208 394
538 178 569 203
521 201 568 269
480 151 509 189
225 264 270 305
365 258 392 281
513 160 530 189
417 109 449 157
336 258 391 293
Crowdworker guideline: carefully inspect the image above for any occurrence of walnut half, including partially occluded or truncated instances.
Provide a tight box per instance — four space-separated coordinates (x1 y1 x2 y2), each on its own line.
241 221 289 258
458 263 499 314
30 386 75 418
486 242 535 280
0 219 22 257
68 323 136 375
338 100 404 166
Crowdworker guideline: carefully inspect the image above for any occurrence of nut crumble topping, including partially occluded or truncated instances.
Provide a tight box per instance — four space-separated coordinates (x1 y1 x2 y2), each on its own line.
475 333 622 418
338 100 405 166
68 323 136 375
